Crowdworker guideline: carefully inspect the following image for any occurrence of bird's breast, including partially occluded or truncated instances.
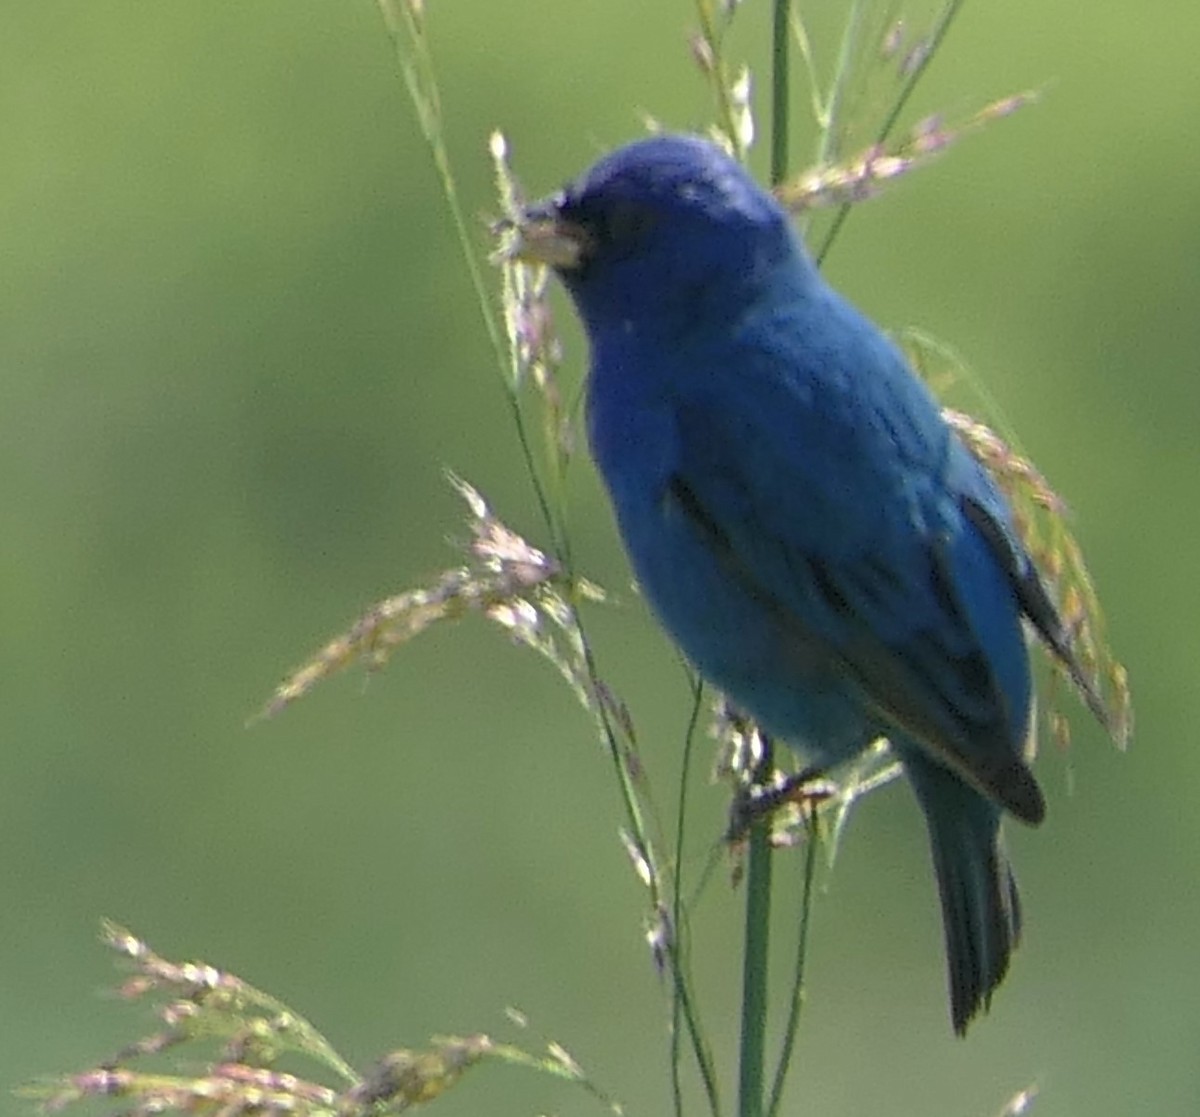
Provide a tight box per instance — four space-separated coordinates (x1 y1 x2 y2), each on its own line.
586 364 873 760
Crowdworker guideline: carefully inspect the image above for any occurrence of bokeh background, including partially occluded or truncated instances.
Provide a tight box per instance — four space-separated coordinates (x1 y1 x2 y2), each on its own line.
3 2 1196 1114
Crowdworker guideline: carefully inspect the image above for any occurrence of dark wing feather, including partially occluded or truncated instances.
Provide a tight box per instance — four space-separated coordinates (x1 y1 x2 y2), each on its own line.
960 495 1114 735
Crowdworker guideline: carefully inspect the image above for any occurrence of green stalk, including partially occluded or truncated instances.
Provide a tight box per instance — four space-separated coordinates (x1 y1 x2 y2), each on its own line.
769 0 790 185
737 6 794 1114
737 784 774 1117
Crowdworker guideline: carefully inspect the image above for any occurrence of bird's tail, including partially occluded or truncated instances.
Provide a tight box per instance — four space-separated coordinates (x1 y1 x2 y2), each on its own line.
899 743 1022 1035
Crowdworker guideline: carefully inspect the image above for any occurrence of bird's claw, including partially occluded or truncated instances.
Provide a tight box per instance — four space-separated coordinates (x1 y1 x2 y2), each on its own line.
726 766 836 844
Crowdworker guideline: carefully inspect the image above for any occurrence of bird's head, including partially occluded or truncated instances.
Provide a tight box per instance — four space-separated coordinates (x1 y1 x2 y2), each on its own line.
508 135 804 340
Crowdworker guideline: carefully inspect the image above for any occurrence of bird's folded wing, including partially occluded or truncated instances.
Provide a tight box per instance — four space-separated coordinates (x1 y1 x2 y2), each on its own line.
670 386 1045 825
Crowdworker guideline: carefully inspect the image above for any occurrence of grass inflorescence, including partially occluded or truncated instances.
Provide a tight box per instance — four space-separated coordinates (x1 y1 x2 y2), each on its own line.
23 924 619 1117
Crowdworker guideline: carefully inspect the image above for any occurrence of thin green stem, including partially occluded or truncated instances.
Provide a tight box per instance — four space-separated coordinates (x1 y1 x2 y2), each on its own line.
693 0 743 156
876 0 967 154
670 676 721 1117
818 0 866 167
789 8 826 130
794 0 865 243
766 809 820 1117
376 0 565 559
670 945 723 1117
568 605 720 1115
815 0 967 266
769 0 790 186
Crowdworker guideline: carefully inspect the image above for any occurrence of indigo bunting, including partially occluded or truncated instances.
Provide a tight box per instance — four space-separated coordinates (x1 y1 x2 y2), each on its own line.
513 134 1087 1033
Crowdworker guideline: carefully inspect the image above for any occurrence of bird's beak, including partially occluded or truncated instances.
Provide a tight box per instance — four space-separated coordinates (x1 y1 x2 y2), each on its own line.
499 199 592 271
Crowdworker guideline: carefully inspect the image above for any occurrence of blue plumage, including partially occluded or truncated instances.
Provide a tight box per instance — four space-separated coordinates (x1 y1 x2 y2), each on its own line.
518 134 1075 1032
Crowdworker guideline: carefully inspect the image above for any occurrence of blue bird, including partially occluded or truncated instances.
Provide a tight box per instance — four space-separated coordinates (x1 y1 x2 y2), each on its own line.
514 134 1088 1033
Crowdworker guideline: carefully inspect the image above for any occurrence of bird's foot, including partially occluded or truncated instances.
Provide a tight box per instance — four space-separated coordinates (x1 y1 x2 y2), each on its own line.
726 766 836 844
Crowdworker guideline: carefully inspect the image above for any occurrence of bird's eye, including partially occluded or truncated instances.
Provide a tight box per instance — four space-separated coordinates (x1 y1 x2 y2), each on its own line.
559 194 657 262
600 201 657 249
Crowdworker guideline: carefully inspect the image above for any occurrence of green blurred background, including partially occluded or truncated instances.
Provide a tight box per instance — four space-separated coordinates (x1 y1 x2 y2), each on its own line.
3 2 1196 1114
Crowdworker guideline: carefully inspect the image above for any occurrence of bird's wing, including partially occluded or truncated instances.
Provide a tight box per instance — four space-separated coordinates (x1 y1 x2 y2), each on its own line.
667 331 1045 823
958 489 1115 735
